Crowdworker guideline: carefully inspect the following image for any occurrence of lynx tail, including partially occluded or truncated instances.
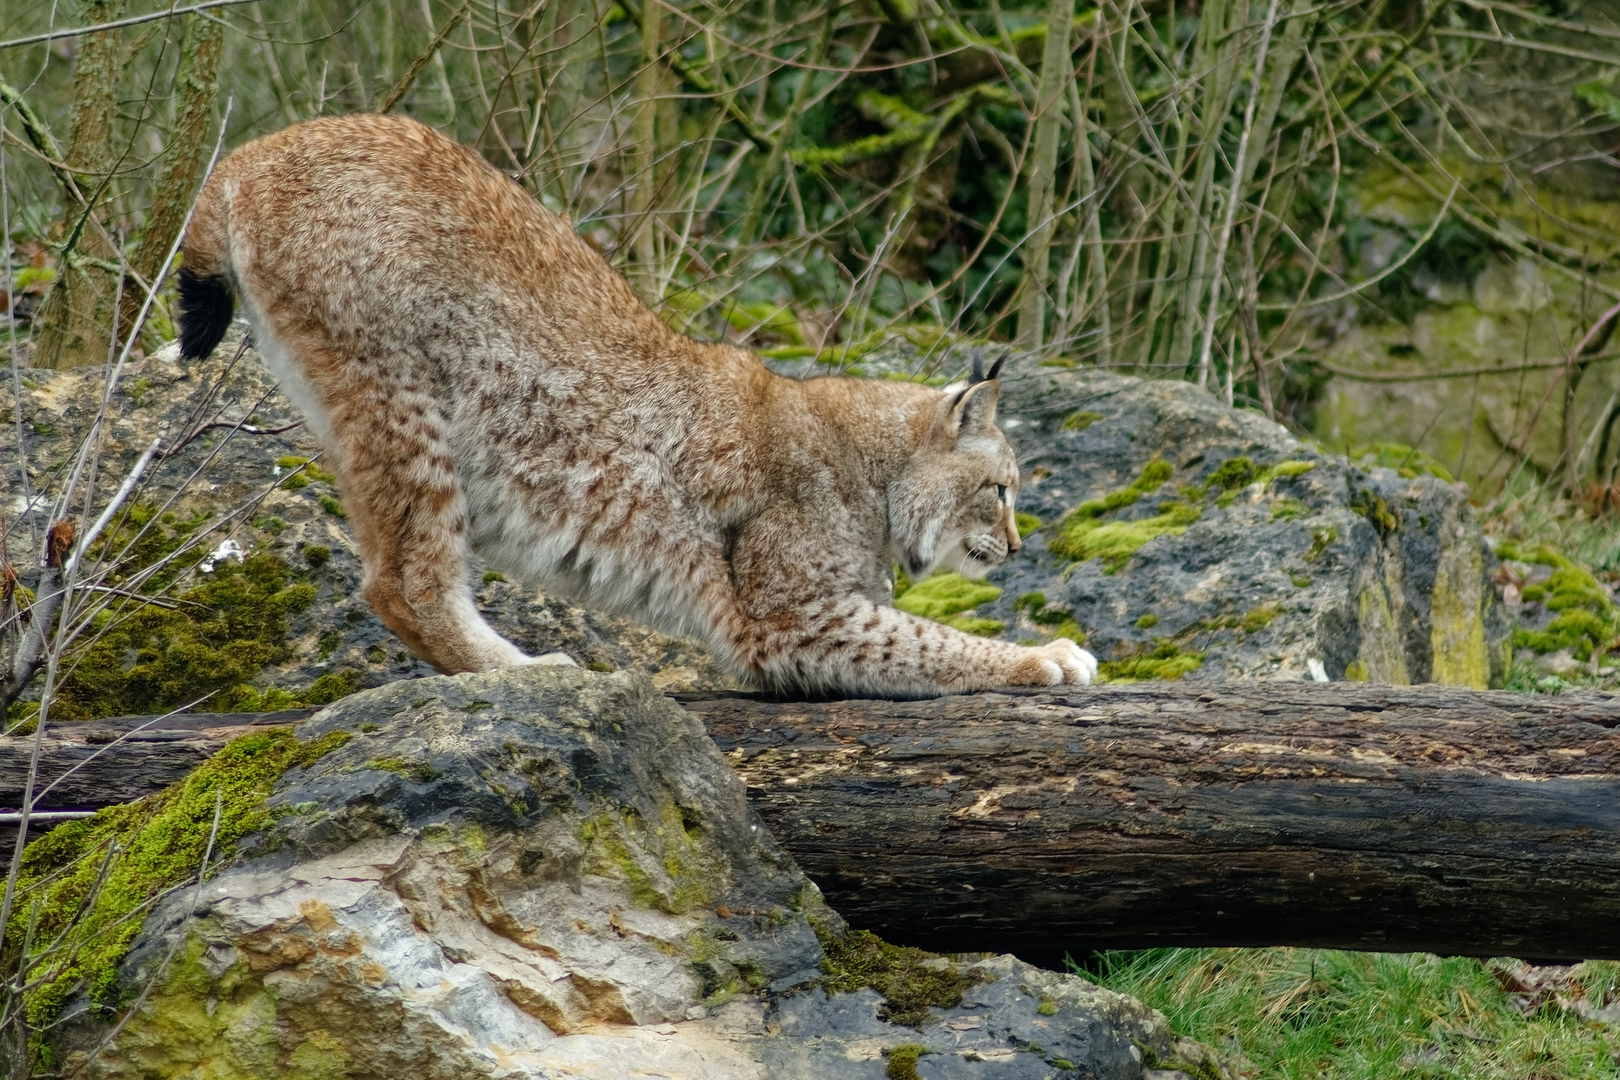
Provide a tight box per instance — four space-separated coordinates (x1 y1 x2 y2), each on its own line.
177 266 234 361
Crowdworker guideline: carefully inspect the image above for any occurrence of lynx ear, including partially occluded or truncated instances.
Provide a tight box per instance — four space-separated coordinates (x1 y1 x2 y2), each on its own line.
949 378 1000 437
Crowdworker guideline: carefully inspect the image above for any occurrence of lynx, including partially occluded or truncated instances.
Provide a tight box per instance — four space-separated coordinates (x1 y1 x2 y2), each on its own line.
178 114 1096 697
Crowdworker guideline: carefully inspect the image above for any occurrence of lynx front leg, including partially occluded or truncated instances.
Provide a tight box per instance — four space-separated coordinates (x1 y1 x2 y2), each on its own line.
269 335 559 674
722 518 1094 696
734 593 1094 697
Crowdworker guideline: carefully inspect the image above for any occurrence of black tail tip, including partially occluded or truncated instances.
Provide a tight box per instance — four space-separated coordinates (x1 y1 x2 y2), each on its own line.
177 266 234 360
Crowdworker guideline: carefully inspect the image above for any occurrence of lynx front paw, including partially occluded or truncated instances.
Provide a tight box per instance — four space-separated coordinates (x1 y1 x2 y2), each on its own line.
524 650 579 667
1012 639 1098 686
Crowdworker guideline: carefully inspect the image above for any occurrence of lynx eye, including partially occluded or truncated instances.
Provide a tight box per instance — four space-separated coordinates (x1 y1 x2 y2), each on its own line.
996 484 1008 502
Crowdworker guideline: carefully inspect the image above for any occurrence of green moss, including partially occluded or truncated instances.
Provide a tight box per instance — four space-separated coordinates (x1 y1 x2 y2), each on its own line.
1350 489 1400 536
481 570 506 583
1135 613 1159 629
1050 619 1086 644
302 544 331 568
1505 558 1618 659
318 494 346 518
1271 498 1306 521
1051 501 1202 572
946 616 1006 636
5 507 363 725
275 455 336 484
1306 527 1337 561
1546 568 1610 613
1290 572 1313 588
1036 996 1058 1015
1099 641 1204 682
1520 584 1546 602
894 572 1003 636
819 927 984 1027
1347 442 1454 482
1060 410 1104 433
1013 594 1087 643
587 801 718 916
366 756 442 783
1048 462 1199 570
1206 457 1258 492
1014 512 1042 537
1214 460 1317 508
885 1044 930 1080
8 727 351 1024
43 560 307 721
1344 660 1370 682
1241 603 1281 633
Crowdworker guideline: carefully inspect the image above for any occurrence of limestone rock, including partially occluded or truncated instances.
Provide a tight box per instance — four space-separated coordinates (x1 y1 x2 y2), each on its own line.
51 668 1227 1080
984 364 1511 686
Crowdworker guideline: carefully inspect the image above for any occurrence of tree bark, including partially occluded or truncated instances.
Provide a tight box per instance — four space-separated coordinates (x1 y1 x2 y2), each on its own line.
34 0 127 369
677 683 1620 965
6 685 1620 964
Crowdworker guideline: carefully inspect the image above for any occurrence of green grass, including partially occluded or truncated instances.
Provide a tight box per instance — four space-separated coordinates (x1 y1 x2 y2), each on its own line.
1084 948 1620 1080
1486 485 1620 575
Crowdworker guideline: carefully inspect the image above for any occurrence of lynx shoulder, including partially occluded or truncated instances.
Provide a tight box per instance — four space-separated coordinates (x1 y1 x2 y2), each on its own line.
179 113 1096 696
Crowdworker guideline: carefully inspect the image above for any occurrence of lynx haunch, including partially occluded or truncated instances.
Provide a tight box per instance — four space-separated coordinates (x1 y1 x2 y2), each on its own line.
178 114 1096 697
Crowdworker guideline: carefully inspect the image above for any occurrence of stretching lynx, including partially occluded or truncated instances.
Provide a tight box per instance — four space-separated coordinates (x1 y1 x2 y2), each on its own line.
178 114 1096 697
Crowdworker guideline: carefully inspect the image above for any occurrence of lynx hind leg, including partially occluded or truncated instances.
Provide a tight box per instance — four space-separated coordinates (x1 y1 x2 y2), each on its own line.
274 336 556 674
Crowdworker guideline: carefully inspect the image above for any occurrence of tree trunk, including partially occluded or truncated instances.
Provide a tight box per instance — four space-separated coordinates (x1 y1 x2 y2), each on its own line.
1014 0 1074 349
7 684 1620 964
34 0 127 369
119 12 224 345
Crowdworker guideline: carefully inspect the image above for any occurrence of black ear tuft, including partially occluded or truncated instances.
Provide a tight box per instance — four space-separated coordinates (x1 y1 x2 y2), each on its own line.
966 349 1009 386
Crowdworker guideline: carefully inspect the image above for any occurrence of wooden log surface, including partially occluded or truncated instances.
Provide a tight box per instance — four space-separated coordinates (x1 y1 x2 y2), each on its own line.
5 686 1620 963
679 683 1620 964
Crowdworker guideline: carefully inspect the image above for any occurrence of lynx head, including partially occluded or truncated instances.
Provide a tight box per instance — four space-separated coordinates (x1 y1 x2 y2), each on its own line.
889 353 1022 582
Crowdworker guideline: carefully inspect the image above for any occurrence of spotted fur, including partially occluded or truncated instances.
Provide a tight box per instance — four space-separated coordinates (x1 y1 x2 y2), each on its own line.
181 114 1097 696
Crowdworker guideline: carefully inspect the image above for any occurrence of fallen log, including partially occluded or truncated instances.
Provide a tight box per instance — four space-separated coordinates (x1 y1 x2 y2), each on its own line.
4 685 1619 963
678 683 1620 965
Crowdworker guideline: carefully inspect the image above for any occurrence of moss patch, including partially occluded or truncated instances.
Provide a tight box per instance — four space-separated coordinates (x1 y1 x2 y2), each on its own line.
885 1043 931 1080
1211 458 1316 507
1499 542 1619 659
894 572 1004 636
820 927 984 1027
9 507 361 725
1014 593 1086 644
1350 489 1399 536
1099 641 1204 682
1060 410 1104 433
276 455 336 485
1014 512 1042 537
8 727 351 1025
1049 461 1200 571
1347 442 1454 482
